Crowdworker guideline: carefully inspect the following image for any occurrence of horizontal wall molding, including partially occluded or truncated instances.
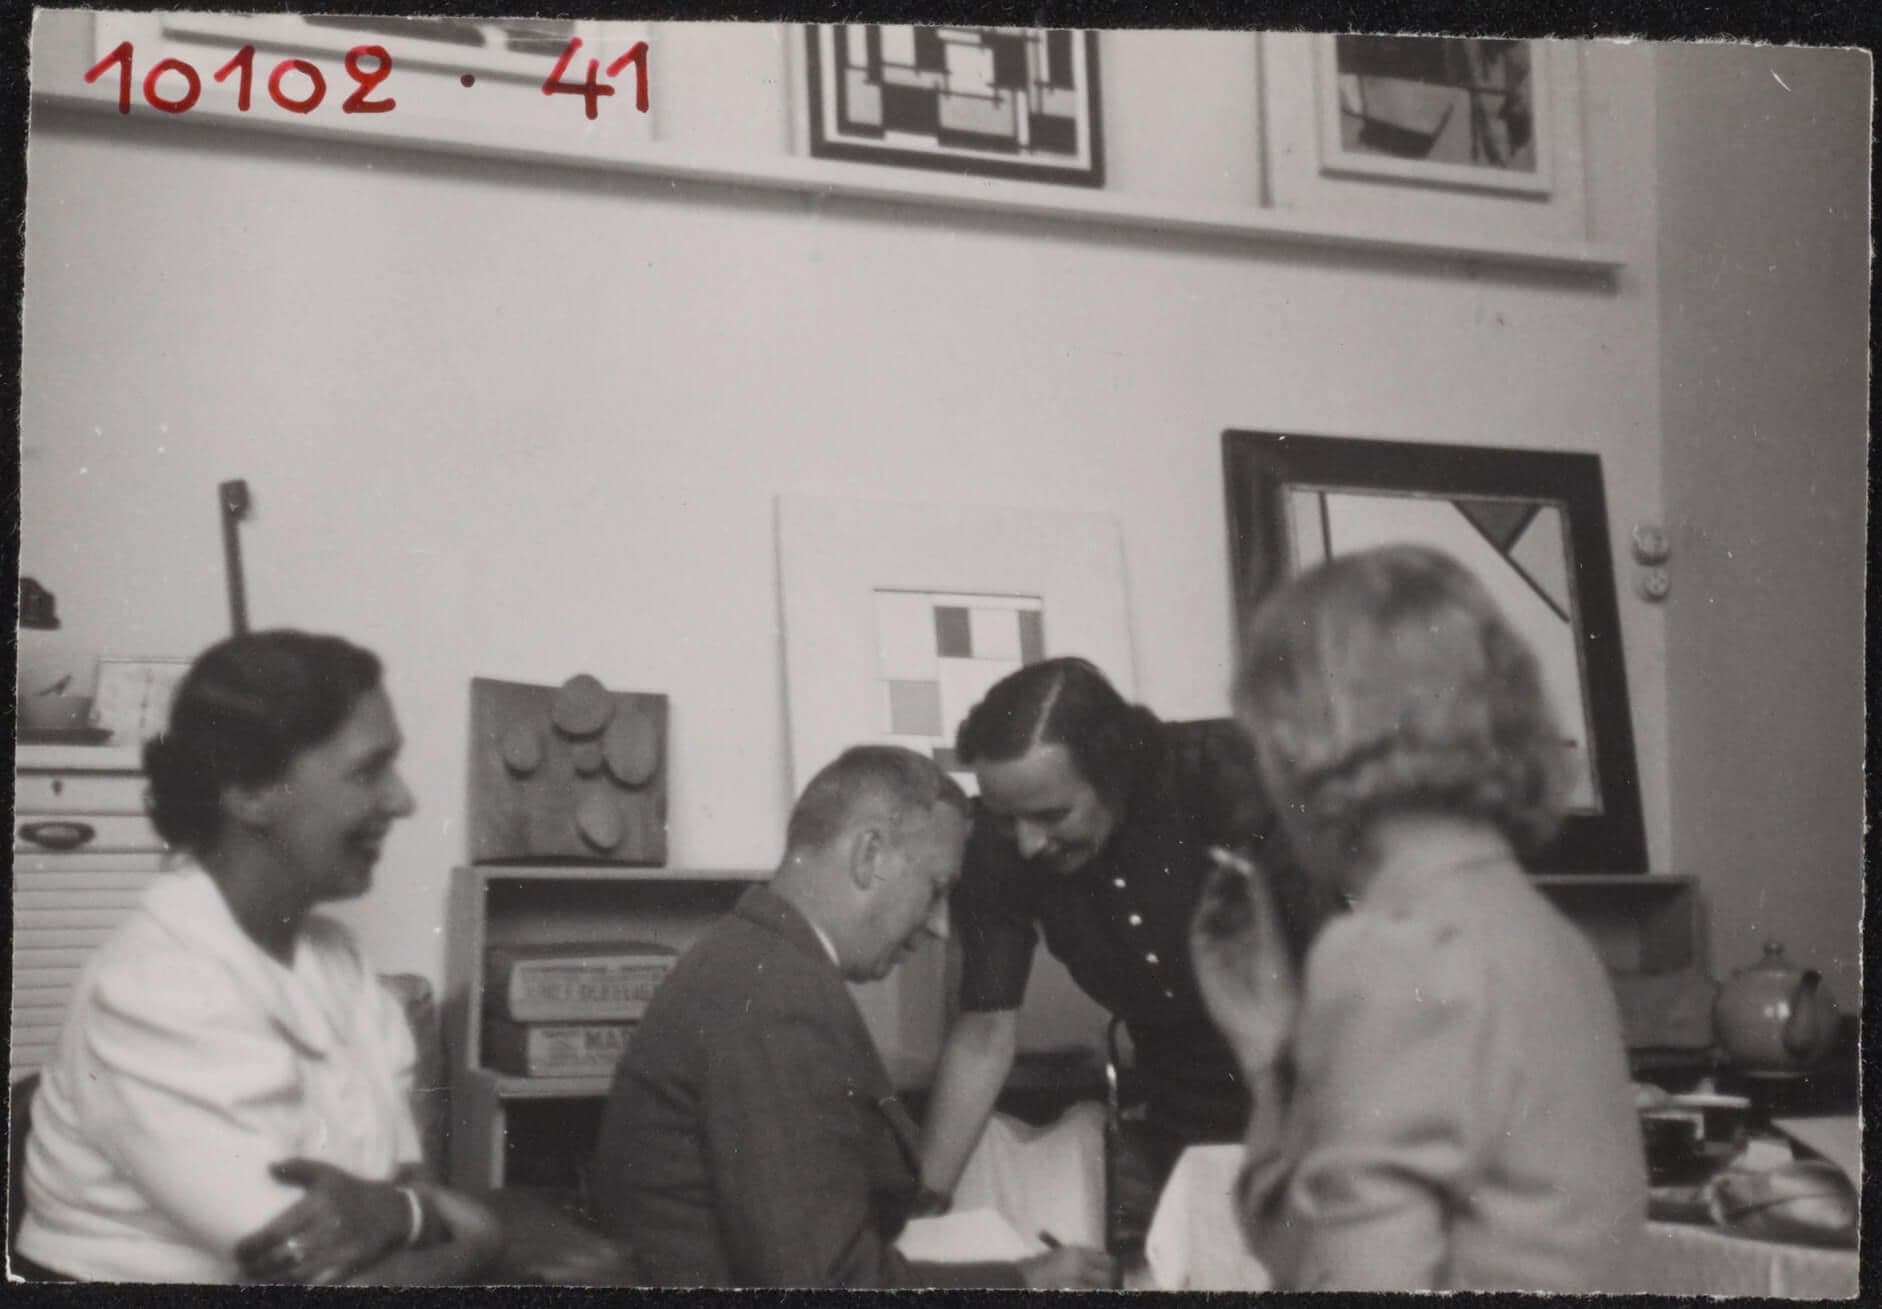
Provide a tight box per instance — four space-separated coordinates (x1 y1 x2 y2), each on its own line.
35 87 1626 276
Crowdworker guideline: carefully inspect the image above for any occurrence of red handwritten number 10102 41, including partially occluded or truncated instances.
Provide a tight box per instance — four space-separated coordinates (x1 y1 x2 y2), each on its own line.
85 38 650 119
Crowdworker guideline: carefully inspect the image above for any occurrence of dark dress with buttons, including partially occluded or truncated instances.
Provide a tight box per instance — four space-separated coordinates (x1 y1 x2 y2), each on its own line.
952 718 1325 1156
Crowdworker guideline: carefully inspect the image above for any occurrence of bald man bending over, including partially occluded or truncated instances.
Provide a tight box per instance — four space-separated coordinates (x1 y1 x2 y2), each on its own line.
587 745 1113 1290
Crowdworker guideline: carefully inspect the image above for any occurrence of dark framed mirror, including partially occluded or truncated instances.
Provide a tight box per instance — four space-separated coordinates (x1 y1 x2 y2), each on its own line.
1223 430 1647 874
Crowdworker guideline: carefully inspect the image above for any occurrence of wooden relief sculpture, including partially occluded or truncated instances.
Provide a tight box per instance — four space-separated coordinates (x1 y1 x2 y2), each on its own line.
468 675 669 864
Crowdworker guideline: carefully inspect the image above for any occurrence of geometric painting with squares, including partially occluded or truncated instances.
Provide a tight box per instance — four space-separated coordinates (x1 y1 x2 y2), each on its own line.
873 589 1045 792
806 26 1103 186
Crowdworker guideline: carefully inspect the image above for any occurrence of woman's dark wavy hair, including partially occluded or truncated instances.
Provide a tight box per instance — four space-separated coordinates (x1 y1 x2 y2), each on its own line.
1234 545 1568 859
143 630 384 852
954 657 1159 814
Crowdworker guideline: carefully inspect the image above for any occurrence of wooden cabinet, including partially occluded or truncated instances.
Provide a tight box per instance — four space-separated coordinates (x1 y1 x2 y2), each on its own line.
1533 874 1702 974
11 744 185 1079
442 864 760 1189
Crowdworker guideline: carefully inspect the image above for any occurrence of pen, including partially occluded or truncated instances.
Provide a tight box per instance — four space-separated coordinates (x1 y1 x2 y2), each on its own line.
1037 1231 1062 1250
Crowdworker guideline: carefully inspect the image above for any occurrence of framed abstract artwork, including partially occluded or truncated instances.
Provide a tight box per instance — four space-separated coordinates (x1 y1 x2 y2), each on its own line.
777 496 1127 1064
803 25 1104 187
153 11 601 81
1222 431 1646 874
1315 34 1553 195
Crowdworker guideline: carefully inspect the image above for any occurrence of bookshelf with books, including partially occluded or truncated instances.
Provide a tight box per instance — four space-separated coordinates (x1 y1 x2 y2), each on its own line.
443 864 761 1189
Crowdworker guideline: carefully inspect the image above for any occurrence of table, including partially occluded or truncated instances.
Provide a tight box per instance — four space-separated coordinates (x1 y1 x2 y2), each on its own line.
1631 1220 1858 1298
1140 1145 1858 1297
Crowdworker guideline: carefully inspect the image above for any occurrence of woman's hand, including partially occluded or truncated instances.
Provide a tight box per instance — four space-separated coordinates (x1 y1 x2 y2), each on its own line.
1190 847 1301 1078
234 1158 413 1284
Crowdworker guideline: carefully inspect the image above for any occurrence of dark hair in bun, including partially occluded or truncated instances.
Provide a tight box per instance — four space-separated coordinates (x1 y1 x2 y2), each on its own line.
144 630 384 852
955 657 1159 816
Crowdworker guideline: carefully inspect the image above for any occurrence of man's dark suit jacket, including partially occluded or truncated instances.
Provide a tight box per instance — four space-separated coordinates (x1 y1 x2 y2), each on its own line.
587 884 1024 1288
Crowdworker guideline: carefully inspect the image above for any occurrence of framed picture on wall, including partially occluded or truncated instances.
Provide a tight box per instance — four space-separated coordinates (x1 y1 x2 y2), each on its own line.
154 12 600 81
776 495 1125 1069
1314 34 1554 195
1222 430 1647 874
803 25 1104 187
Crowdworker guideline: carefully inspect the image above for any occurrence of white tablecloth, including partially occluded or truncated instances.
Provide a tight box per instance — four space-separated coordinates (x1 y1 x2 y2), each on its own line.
1142 1145 1267 1290
1139 1144 1858 1297
952 1101 1107 1251
1631 1221 1858 1299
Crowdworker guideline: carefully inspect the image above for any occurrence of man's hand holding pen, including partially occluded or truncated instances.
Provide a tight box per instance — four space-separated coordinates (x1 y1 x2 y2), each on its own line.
1022 1231 1116 1289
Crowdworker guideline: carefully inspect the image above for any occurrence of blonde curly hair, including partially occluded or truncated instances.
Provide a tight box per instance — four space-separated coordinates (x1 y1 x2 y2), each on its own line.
1234 544 1568 860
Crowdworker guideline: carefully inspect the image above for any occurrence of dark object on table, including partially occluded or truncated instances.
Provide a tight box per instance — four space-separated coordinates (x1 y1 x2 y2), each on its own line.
1640 1111 1742 1186
1708 1161 1857 1249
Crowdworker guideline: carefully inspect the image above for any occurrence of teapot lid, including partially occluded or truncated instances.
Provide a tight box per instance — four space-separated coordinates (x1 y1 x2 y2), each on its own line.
1739 939 1798 974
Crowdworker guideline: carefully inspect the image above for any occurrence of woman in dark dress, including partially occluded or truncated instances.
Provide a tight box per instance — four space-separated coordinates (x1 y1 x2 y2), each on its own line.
916 658 1331 1243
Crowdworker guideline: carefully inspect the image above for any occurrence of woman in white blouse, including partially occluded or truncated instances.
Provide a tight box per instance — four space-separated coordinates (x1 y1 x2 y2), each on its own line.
1192 545 1645 1292
17 631 500 1284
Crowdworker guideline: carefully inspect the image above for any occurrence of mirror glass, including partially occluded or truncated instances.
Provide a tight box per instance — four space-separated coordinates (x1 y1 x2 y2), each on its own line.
1284 485 1598 813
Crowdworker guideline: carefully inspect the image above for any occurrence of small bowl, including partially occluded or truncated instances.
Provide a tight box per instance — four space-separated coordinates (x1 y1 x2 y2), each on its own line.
1665 1092 1752 1147
20 692 95 732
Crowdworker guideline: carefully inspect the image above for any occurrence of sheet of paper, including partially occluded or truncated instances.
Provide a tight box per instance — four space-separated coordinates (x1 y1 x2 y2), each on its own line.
1771 1115 1861 1187
1144 1143 1272 1291
896 1207 1045 1263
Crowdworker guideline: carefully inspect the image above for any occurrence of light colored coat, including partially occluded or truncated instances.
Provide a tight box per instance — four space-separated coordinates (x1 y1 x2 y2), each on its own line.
18 869 421 1282
1239 849 1647 1291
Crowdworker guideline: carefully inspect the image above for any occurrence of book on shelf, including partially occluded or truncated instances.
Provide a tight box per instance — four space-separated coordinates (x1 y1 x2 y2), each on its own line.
486 940 677 1022
484 1017 635 1078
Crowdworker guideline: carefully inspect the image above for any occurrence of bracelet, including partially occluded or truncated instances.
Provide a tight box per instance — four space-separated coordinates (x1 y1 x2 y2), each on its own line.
397 1185 426 1249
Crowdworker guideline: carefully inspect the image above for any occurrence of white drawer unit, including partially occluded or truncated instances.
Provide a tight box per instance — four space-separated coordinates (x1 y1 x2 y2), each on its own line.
11 745 185 1079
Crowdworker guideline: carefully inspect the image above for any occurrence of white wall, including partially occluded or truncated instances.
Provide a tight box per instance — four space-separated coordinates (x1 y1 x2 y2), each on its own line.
1655 44 1870 1006
19 27 1670 1015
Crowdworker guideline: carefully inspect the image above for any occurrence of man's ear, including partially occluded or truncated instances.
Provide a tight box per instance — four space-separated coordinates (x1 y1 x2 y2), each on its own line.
847 825 886 891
